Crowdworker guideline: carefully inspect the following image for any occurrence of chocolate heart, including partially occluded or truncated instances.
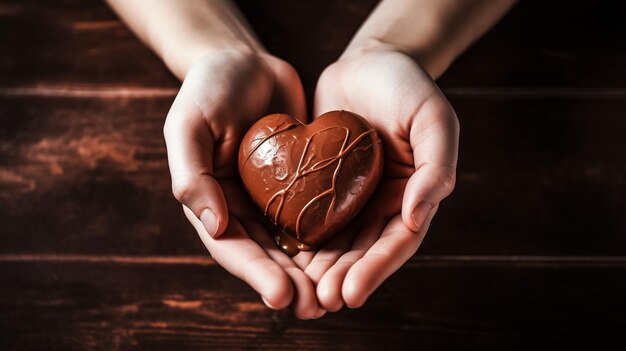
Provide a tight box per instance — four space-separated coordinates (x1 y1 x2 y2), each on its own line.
238 110 383 255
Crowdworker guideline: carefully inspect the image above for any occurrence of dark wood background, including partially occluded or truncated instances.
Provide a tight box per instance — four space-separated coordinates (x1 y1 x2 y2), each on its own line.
1 0 626 349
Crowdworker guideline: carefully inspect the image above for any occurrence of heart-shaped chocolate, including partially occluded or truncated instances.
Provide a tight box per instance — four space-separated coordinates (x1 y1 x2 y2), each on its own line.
238 110 383 255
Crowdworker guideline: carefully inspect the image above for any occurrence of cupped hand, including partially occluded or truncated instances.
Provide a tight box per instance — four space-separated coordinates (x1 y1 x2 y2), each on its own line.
164 49 325 318
296 46 459 311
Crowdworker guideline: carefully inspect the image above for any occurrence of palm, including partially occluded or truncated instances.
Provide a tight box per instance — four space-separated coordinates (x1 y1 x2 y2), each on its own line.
297 50 459 310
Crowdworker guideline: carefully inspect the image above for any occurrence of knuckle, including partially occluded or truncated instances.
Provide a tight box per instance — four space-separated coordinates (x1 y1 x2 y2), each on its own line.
162 114 174 137
162 119 169 138
440 167 457 196
438 101 459 134
450 109 460 133
171 178 194 204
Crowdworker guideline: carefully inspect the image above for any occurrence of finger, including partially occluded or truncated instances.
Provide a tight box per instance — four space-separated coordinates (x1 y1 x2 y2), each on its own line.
291 250 316 271
316 219 385 311
342 212 435 308
292 183 379 273
184 206 292 309
303 221 361 284
285 267 326 319
243 220 325 319
403 97 459 231
165 93 229 238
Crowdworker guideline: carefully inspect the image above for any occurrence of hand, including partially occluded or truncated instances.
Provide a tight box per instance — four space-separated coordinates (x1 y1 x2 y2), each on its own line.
296 45 459 311
164 49 325 318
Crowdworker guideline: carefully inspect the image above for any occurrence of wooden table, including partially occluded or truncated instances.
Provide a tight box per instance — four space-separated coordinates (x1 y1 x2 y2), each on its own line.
1 1 626 349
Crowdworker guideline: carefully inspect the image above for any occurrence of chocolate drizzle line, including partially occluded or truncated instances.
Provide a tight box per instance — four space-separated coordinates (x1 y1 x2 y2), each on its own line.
263 126 379 241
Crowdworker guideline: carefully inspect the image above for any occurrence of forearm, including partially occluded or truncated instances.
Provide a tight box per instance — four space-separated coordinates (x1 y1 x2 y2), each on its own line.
344 0 516 79
107 0 263 79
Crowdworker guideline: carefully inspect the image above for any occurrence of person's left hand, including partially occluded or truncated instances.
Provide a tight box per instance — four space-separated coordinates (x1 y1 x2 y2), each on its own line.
290 45 459 311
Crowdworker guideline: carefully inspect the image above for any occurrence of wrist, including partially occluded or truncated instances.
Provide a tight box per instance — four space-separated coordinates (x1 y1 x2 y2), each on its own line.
161 38 264 80
340 37 401 60
341 37 454 80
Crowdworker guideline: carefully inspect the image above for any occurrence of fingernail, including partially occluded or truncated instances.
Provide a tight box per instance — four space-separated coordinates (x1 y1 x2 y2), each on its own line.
328 301 344 313
313 308 327 319
411 202 433 232
262 296 278 310
200 208 219 237
346 296 368 309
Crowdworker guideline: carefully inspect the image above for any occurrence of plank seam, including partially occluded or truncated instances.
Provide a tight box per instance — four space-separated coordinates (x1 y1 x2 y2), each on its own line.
0 86 178 98
3 86 626 98
1 254 625 267
444 87 626 98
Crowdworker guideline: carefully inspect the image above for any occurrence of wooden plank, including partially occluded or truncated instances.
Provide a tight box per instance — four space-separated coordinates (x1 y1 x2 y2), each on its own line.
1 94 625 256
0 0 374 92
0 0 179 88
1 259 625 350
423 94 626 255
2 1 624 350
438 1 626 89
1 0 626 93
0 94 203 257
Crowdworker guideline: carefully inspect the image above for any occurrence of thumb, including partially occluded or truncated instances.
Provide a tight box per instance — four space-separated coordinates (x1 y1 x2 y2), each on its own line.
164 92 229 238
401 164 456 232
171 172 229 239
402 96 459 232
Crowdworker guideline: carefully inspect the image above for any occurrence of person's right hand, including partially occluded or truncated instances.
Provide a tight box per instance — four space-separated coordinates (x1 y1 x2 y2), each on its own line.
164 49 325 319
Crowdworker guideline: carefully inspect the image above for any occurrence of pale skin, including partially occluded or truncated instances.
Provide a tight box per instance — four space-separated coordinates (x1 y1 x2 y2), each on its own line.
108 0 516 319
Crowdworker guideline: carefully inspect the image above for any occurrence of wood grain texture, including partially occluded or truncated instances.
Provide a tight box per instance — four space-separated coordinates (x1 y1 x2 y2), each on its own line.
2 259 626 350
0 0 178 88
2 0 626 349
0 95 204 257
1 94 624 256
438 1 626 89
2 0 626 93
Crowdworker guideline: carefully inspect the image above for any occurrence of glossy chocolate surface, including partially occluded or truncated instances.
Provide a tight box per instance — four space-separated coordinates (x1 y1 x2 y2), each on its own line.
238 110 383 254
